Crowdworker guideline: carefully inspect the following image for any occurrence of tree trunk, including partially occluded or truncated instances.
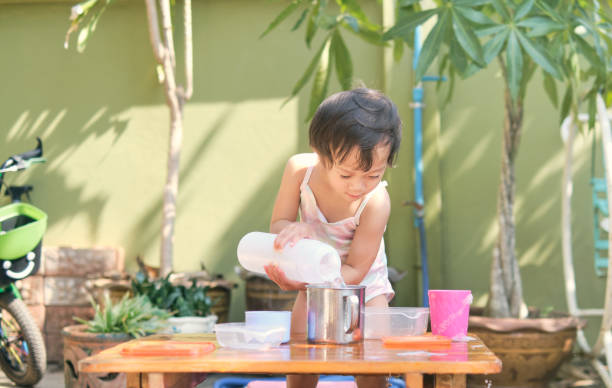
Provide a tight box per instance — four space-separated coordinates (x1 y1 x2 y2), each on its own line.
488 87 525 318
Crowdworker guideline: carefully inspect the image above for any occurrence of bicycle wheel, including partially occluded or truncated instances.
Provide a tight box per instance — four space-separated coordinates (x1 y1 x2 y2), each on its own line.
0 291 46 386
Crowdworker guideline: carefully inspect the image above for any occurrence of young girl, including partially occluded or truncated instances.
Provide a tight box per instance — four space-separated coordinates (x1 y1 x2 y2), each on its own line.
264 88 402 388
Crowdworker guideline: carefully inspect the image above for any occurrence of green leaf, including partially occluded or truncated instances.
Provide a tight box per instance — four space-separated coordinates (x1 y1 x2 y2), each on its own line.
475 24 507 38
415 10 449 82
588 91 596 131
574 33 603 69
284 36 330 106
560 84 573 126
292 8 309 31
515 28 562 80
307 38 333 120
454 0 493 6
483 27 509 64
76 25 91 53
514 0 534 21
455 6 495 25
305 4 319 47
518 17 565 37
260 1 300 39
449 37 468 76
451 8 485 66
543 71 558 108
345 20 384 46
506 30 523 100
534 0 563 22
336 0 376 30
393 38 405 62
491 0 510 20
382 9 438 41
332 29 353 90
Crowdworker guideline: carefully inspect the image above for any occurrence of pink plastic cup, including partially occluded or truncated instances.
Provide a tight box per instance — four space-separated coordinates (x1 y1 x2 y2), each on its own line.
428 289 473 339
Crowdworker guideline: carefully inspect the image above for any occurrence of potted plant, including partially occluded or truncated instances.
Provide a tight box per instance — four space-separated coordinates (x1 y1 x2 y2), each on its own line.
131 270 218 334
261 1 609 386
62 293 171 388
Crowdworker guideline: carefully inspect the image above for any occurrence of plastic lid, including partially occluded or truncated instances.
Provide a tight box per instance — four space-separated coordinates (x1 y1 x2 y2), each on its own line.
119 341 216 357
382 334 452 349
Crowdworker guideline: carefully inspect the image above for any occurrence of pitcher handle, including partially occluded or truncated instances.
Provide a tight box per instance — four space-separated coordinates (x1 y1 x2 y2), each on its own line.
344 295 359 334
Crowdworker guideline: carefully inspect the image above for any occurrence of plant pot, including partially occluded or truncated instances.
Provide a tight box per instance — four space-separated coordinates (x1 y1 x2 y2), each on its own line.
161 315 218 334
245 275 297 311
62 324 131 388
467 309 584 388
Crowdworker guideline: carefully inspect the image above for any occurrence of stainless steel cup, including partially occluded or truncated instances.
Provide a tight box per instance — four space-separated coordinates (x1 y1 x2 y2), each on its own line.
306 284 365 344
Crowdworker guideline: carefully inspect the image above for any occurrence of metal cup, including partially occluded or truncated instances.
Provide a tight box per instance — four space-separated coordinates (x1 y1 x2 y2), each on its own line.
306 284 365 344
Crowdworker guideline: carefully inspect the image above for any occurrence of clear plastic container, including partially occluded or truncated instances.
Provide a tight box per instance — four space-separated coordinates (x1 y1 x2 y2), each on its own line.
364 307 429 339
214 323 287 350
245 311 291 343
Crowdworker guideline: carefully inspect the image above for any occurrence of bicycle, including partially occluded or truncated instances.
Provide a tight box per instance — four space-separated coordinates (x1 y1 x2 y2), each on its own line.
0 138 47 386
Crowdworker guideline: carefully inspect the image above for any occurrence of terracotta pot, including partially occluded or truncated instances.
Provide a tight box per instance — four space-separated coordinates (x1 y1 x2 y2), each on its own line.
467 309 584 388
62 324 131 388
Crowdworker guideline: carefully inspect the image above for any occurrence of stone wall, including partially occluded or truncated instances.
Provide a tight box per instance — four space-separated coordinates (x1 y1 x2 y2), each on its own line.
17 246 124 363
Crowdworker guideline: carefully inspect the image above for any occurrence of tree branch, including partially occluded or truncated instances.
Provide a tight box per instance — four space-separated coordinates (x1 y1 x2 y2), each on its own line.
159 0 176 70
184 0 193 100
144 0 165 64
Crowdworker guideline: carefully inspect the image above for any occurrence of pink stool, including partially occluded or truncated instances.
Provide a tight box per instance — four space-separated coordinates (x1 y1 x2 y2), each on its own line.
247 381 357 388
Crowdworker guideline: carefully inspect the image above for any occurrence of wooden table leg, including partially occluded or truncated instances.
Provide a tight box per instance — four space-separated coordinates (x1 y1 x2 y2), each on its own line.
125 372 208 388
404 373 423 388
127 373 141 388
434 374 466 388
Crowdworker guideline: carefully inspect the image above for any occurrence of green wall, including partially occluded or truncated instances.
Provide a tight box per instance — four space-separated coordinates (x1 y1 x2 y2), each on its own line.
0 0 606 340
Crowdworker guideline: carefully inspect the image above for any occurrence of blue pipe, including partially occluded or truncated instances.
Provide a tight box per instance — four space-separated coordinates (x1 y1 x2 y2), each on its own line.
413 26 429 308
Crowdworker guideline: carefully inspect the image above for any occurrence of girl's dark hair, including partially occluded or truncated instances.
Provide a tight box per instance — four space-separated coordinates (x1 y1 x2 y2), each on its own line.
309 88 402 171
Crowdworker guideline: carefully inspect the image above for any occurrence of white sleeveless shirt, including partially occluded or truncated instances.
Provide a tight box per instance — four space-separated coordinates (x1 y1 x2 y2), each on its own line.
299 165 394 302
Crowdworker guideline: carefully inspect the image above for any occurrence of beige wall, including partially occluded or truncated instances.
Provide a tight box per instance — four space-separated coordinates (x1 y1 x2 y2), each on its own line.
0 0 606 342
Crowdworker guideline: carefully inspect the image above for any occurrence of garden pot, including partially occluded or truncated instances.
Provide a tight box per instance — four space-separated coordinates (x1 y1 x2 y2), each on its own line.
467 308 584 388
62 324 131 388
245 275 297 311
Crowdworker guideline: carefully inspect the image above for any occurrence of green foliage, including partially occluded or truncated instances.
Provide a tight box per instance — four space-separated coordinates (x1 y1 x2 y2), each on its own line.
260 0 384 120
131 271 214 317
74 294 171 338
264 0 610 123
65 0 116 53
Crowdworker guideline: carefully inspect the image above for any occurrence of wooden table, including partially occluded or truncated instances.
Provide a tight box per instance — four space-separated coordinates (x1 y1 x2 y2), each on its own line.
79 333 501 388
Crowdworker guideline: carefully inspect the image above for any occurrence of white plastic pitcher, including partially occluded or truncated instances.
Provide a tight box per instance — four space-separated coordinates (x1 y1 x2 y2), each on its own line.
237 232 342 284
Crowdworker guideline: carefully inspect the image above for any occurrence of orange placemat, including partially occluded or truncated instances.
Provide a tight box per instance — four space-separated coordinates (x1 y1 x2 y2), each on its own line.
382 333 452 350
120 341 216 357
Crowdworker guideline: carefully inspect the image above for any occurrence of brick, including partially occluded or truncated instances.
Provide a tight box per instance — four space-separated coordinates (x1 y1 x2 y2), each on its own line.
16 275 44 305
43 305 94 335
45 330 64 363
43 247 125 277
26 304 45 332
44 276 89 306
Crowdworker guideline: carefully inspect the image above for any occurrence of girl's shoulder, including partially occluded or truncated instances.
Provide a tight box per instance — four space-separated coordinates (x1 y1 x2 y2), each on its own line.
359 183 391 225
284 153 317 181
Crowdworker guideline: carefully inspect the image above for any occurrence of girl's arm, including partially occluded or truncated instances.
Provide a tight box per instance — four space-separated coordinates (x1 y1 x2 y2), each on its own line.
270 153 319 249
341 187 391 285
266 154 315 290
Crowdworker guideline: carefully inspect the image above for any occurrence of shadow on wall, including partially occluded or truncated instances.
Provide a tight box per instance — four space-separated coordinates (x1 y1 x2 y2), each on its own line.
122 106 233 265
2 110 120 241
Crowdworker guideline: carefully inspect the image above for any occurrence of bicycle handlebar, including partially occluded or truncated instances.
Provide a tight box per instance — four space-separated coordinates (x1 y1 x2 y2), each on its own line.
0 138 45 174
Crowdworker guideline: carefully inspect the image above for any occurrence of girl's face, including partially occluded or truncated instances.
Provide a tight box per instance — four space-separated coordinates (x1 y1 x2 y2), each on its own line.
325 144 390 203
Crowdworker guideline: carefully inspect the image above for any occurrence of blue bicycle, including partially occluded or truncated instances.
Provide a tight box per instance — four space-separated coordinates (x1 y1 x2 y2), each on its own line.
0 138 47 386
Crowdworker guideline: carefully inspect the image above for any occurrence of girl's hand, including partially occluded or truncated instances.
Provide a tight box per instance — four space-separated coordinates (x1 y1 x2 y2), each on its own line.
273 222 319 250
264 263 307 291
